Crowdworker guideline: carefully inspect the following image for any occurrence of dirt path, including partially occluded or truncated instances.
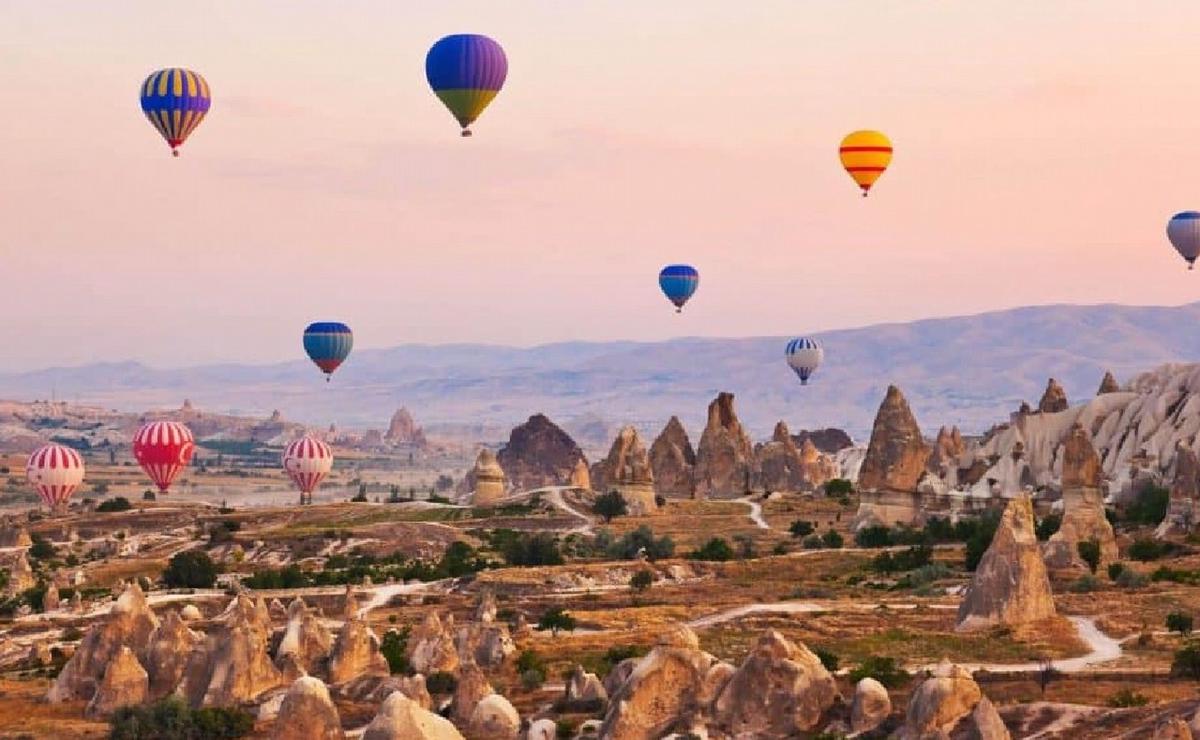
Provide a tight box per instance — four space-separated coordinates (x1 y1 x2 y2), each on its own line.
733 495 769 530
532 486 595 536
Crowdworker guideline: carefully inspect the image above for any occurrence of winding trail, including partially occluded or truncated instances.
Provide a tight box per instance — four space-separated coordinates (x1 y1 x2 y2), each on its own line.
533 486 595 536
734 495 769 530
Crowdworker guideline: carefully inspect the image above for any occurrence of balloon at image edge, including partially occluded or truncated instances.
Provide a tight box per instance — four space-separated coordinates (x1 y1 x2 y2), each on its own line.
140 68 211 157
786 337 824 385
303 322 354 381
425 34 507 136
282 435 333 503
839 130 892 197
1167 211 1200 270
659 264 699 313
26 443 85 511
133 421 195 493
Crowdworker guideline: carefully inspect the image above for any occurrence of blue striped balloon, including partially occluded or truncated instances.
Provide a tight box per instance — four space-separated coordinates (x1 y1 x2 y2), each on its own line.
658 264 700 313
785 337 823 385
303 322 353 381
426 34 507 136
139 68 211 156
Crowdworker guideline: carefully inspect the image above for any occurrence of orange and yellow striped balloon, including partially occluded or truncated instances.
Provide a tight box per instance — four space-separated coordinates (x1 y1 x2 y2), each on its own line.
838 130 892 197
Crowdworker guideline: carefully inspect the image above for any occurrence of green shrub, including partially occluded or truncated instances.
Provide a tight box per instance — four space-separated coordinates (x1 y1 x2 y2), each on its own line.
1128 538 1172 561
96 496 133 513
521 668 546 690
516 650 546 675
1151 566 1200 585
109 696 252 739
1124 485 1169 525
1106 688 1149 707
964 511 1002 571
1171 641 1200 680
855 525 893 548
814 647 839 672
848 656 909 688
28 536 56 561
380 627 412 675
1077 538 1101 574
789 520 815 538
821 529 844 549
1116 569 1148 589
1069 574 1101 593
1167 612 1194 636
538 607 577 636
162 550 218 589
603 525 674 561
630 570 653 592
426 672 457 694
1107 562 1126 581
503 532 564 567
824 479 854 496
593 490 629 523
871 544 932 574
802 534 823 550
1035 513 1061 541
690 537 734 561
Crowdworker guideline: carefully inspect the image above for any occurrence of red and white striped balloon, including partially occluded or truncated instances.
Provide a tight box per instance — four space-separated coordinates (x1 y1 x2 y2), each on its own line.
132 421 195 493
26 444 85 510
282 435 333 495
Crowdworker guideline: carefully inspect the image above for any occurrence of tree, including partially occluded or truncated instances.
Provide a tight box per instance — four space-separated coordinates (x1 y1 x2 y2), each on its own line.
28 536 56 561
1107 562 1126 582
821 529 844 549
848 655 909 689
96 497 132 513
1077 538 1101 574
630 570 653 595
690 537 734 562
824 479 854 496
1171 641 1200 680
351 483 368 503
1035 513 1061 541
789 520 814 538
162 550 218 589
538 606 577 636
380 627 412 675
109 697 253 740
1167 611 1194 636
593 491 628 523
854 525 893 548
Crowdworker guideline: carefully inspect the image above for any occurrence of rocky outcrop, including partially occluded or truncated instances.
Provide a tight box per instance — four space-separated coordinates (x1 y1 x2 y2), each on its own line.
276 598 333 677
466 449 507 507
850 677 891 734
468 693 520 740
1038 378 1069 413
272 676 344 740
957 496 1056 631
711 630 839 737
49 582 159 703
474 589 497 623
6 552 34 595
328 616 390 685
894 661 1010 739
526 719 557 740
1159 442 1200 537
496 414 588 491
590 425 658 514
182 594 282 707
649 416 696 498
1044 424 1118 569
363 691 464 740
0 521 32 548
384 407 427 447
181 604 202 622
450 661 493 725
756 422 807 492
599 623 719 740
791 428 854 454
455 621 515 670
563 664 608 710
43 582 60 612
1098 370 1121 395
857 386 930 493
928 426 965 481
569 458 591 489
407 612 459 676
85 646 148 717
144 610 202 699
693 392 755 499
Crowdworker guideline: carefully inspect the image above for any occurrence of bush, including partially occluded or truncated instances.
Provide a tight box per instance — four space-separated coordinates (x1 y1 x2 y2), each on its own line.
690 537 734 561
1151 567 1200 585
109 696 253 739
1171 641 1200 680
521 668 546 690
964 511 1002 571
855 525 894 548
1035 513 1061 541
503 532 564 567
1167 612 1194 636
1107 688 1149 707
604 525 674 561
802 534 823 550
162 550 219 589
516 649 546 675
821 529 844 549
733 534 756 559
824 479 854 496
789 520 815 538
630 570 653 593
142 490 156 501
1128 538 1172 561
380 627 412 675
1077 538 1101 574
1125 485 1169 525
593 490 629 523
814 647 839 672
848 656 909 689
1069 574 1101 593
1107 562 1126 581
1115 569 1148 589
96 496 132 513
538 607 577 636
426 671 458 694
28 536 56 561
871 544 933 574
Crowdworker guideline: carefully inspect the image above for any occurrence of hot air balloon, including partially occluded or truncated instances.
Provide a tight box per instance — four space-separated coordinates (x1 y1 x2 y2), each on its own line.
425 34 507 136
26 444 84 512
140 68 211 157
785 337 824 385
133 421 195 493
282 435 333 505
303 322 353 381
1168 212 1200 270
839 130 892 197
658 264 700 313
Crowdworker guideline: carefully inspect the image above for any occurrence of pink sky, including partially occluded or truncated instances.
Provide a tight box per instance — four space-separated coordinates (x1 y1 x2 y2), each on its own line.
3 1 1200 370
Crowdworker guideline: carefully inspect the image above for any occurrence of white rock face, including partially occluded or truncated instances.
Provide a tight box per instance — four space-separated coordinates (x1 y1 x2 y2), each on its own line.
850 677 891 734
362 691 465 740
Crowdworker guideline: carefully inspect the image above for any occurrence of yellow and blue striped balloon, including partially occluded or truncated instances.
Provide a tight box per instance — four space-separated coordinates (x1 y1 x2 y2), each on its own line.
140 68 211 157
425 35 507 137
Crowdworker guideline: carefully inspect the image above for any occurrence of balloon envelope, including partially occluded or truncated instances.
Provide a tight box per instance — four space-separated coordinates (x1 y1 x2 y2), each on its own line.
26 444 84 510
133 421 195 492
425 34 507 135
658 264 700 311
785 337 824 385
839 130 892 196
140 68 211 156
303 322 353 379
1168 211 1200 269
282 436 334 496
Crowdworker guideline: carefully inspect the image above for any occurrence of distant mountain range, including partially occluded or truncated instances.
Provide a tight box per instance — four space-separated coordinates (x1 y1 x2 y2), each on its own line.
3 302 1199 446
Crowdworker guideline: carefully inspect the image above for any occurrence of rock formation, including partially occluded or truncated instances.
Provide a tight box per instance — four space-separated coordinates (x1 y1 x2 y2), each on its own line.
180 604 202 622
1159 442 1199 538
6 551 35 595
466 449 507 507
569 458 591 489
928 426 965 480
455 620 515 670
526 719 557 740
85 646 148 717
894 661 1010 739
563 664 608 710
1098 370 1121 395
276 598 333 677
49 582 159 703
711 630 839 737
143 609 202 699
1038 377 1069 413
182 594 282 707
43 582 60 612
957 496 1056 631
407 612 459 675
450 660 494 724
693 392 755 499
328 616 390 685
474 589 497 623
790 427 854 454
1044 424 1119 569
272 676 344 740
649 416 696 498
496 414 588 491
0 521 32 548
384 407 427 447
857 386 930 493
850 677 891 734
362 691 464 740
756 421 835 493
590 425 658 514
467 693 521 740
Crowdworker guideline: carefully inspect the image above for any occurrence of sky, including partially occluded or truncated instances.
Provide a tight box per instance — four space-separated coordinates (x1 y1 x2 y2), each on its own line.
3 1 1200 371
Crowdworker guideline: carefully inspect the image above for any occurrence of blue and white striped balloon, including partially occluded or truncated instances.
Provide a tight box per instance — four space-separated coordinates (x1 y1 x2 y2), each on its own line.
1168 212 1200 270
785 337 824 385
658 264 699 312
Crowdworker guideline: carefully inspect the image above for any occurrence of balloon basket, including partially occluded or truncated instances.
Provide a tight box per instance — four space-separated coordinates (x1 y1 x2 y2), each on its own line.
172 149 179 158
461 129 473 137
